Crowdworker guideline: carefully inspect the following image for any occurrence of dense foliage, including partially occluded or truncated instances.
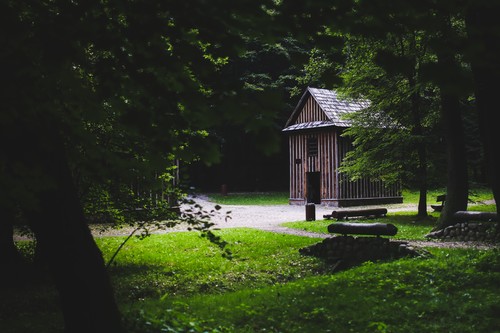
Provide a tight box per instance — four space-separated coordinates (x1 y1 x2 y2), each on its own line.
2 0 499 331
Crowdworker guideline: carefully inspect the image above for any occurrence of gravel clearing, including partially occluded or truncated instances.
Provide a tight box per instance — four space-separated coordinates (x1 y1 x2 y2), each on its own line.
84 195 414 239
16 195 498 250
188 196 498 249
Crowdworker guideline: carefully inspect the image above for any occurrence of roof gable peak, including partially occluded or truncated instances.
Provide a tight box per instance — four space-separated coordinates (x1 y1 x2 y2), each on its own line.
283 87 369 131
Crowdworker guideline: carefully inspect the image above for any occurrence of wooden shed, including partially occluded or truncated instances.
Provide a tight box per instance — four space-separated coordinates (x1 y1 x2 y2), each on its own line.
282 87 403 207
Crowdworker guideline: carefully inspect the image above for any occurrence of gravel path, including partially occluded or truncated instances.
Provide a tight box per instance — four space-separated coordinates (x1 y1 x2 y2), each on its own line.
18 195 496 250
185 196 498 250
88 195 413 239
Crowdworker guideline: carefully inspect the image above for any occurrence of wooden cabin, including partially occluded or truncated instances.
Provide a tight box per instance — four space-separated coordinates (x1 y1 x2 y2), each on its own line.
283 87 403 207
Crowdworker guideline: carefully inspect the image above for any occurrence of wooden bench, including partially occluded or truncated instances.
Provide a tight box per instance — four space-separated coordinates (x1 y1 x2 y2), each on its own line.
327 222 398 236
323 208 388 221
431 194 446 212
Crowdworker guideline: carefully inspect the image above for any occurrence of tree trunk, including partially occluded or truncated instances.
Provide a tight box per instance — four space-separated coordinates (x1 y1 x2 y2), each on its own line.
465 4 500 221
410 88 429 219
406 41 428 219
327 222 398 236
433 15 469 230
416 149 428 218
24 124 124 333
435 90 469 230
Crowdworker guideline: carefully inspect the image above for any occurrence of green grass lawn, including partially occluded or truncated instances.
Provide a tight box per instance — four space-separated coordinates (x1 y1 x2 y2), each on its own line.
5 227 500 333
99 229 327 301
402 187 495 205
282 212 440 240
282 204 496 240
205 191 289 205
116 230 500 333
154 248 500 333
204 187 495 206
206 187 495 241
3 188 498 333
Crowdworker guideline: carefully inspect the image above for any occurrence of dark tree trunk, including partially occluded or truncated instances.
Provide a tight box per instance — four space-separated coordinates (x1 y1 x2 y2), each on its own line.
435 89 469 229
416 146 428 218
406 36 428 219
409 79 429 219
24 123 124 333
465 4 500 221
433 15 469 230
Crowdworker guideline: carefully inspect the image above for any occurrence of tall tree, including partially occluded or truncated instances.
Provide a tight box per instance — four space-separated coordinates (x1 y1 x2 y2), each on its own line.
282 0 485 228
338 31 439 218
345 1 475 228
1 1 276 331
465 1 500 219
433 37 469 229
422 5 471 229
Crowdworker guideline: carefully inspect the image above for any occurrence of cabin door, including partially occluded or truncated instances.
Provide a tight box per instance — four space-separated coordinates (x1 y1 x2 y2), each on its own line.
306 172 321 204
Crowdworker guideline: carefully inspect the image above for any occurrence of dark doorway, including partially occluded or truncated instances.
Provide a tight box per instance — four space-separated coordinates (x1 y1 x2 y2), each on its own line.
306 172 321 204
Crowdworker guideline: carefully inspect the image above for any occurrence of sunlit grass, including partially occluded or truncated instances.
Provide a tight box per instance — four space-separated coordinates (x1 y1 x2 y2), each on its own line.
134 247 500 333
402 187 495 205
96 228 327 301
469 204 497 212
6 227 500 333
4 185 497 333
204 187 494 207
282 201 496 240
281 212 439 240
205 191 289 205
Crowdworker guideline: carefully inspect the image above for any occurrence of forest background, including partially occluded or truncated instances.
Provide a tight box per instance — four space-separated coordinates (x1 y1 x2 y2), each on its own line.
2 0 499 332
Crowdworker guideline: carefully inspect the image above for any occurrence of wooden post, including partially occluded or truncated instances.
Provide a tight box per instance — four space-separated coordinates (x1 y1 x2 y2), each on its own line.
305 203 316 221
220 184 228 196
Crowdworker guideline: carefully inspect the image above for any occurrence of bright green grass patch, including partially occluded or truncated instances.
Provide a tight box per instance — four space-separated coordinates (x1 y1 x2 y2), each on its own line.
402 187 494 205
5 228 500 333
469 204 497 212
204 188 494 206
204 192 289 205
4 229 327 332
282 201 496 240
139 248 500 333
96 228 327 301
281 212 439 240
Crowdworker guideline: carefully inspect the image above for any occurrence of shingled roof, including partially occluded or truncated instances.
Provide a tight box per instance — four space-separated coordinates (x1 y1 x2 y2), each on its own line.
283 87 370 131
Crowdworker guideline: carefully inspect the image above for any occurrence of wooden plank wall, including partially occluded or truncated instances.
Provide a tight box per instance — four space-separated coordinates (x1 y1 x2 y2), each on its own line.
289 131 337 201
296 96 329 123
289 130 401 203
290 95 330 202
319 131 336 200
288 94 401 204
289 134 304 200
